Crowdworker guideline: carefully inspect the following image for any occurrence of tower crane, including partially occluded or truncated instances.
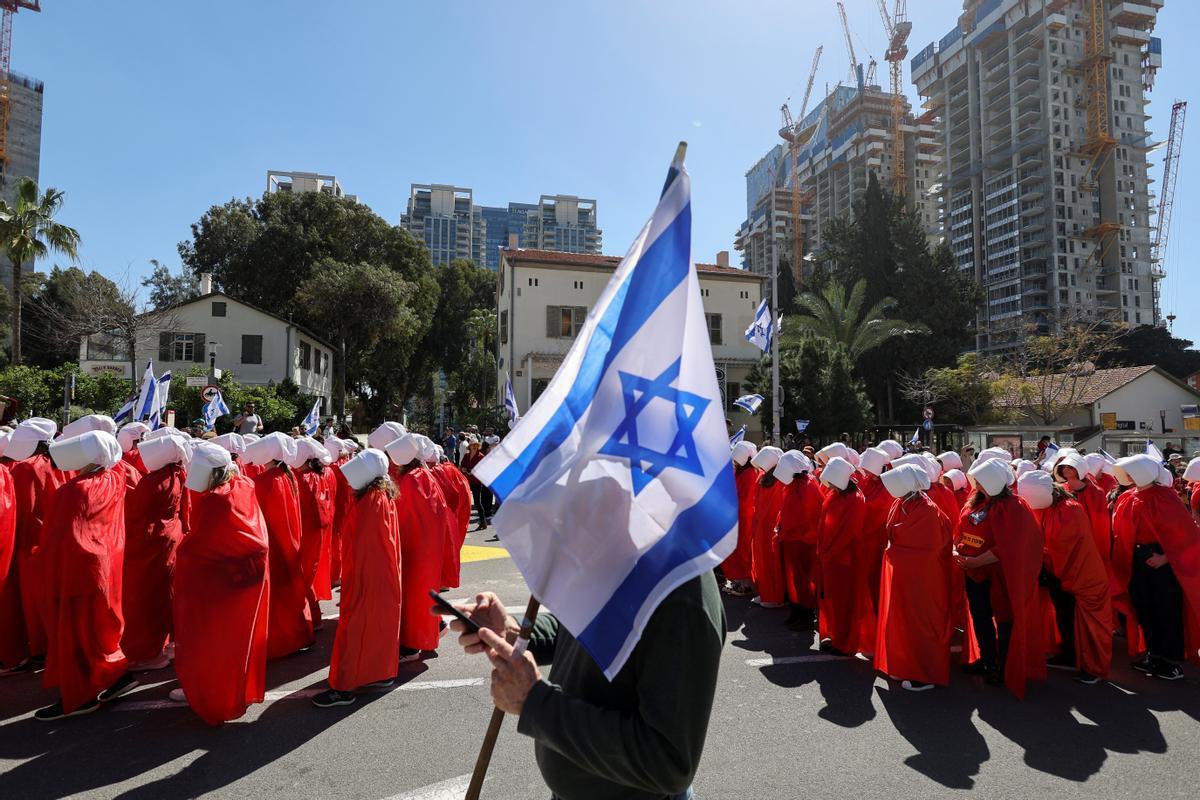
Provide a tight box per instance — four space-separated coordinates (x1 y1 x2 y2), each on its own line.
0 1 39 173
876 0 911 195
780 46 823 287
835 1 859 86
1153 100 1186 327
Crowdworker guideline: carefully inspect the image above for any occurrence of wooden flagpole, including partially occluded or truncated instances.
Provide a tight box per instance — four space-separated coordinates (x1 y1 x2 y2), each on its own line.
464 596 542 800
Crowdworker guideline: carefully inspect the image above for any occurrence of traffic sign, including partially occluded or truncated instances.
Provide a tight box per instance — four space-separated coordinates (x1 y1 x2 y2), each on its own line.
923 406 935 420
201 385 221 403
922 419 933 431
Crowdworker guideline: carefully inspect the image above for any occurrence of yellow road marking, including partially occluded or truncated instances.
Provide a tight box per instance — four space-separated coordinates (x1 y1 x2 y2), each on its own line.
460 544 510 564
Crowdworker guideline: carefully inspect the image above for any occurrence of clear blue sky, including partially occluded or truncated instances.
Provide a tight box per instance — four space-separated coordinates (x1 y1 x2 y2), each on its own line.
17 0 1199 341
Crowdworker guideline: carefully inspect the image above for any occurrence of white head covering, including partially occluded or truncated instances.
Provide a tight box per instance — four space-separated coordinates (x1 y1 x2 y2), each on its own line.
243 433 261 444
435 444 446 461
143 426 182 443
968 457 1014 497
185 442 233 493
1083 453 1106 479
1014 459 1038 478
416 434 439 465
1048 446 1079 467
882 463 929 498
342 436 360 453
816 442 851 467
820 456 855 491
844 449 861 468
339 447 391 491
323 437 349 458
116 422 150 453
876 439 904 460
859 446 891 476
210 432 247 456
774 451 813 486
287 437 332 468
731 441 758 467
138 434 189 473
0 431 10 459
384 433 421 467
1018 470 1054 510
937 451 963 473
1157 466 1175 488
892 453 939 483
1052 452 1088 482
750 446 783 472
244 431 297 466
976 446 1014 465
942 468 968 492
1183 457 1200 484
367 421 407 451
48 430 122 471
61 414 118 439
1114 454 1160 489
7 417 57 462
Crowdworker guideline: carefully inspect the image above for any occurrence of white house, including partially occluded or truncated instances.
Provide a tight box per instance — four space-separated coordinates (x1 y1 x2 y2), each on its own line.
495 247 767 438
79 278 334 407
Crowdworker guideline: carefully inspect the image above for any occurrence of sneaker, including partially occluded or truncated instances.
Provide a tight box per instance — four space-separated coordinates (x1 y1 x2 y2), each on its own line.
818 640 848 657
0 659 33 677
726 582 754 598
130 654 171 671
750 596 785 609
311 689 356 708
97 673 139 703
363 679 394 690
398 652 422 664
485 535 499 543
1046 652 1076 671
1131 655 1155 675
1151 659 1185 681
34 699 99 721
902 680 935 692
168 688 187 703
1074 671 1100 685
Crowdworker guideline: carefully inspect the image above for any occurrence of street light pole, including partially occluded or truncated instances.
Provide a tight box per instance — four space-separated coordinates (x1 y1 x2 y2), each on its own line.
770 198 782 444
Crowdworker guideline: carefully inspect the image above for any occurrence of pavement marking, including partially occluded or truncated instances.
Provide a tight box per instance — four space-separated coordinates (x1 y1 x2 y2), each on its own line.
745 653 851 667
382 773 472 800
459 545 510 564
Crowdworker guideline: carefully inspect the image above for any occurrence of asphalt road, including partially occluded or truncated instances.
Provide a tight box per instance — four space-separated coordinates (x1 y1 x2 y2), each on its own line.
3 521 1200 800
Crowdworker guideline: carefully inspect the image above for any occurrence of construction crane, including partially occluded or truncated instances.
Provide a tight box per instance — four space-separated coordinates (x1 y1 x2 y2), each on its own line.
780 46 823 287
1153 100 1187 326
876 0 911 195
0 1 38 173
1078 0 1120 266
835 1 858 86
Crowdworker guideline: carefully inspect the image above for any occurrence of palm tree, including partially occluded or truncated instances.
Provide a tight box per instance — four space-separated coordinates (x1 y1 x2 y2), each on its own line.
788 278 927 362
0 177 81 363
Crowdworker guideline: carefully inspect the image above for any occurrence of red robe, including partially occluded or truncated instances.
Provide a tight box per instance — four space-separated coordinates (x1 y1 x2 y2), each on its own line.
1191 483 1200 519
1109 488 1144 654
297 465 337 623
10 454 66 657
39 468 128 713
750 477 786 605
817 485 870 654
776 473 822 608
1095 472 1118 495
116 459 142 494
253 465 313 658
0 464 21 668
723 464 758 582
859 472 894 613
875 493 954 686
122 448 148 477
329 488 402 691
1035 498 1113 678
430 462 472 589
121 462 188 662
1075 479 1112 567
174 475 269 725
331 457 354 585
928 483 960 534
395 467 449 652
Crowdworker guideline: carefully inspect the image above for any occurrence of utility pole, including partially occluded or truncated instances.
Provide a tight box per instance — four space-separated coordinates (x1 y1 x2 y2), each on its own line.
770 198 782 444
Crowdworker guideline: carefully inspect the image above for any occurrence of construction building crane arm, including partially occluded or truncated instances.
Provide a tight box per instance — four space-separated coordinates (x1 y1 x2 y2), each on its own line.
835 1 858 85
0 1 41 171
1152 100 1187 284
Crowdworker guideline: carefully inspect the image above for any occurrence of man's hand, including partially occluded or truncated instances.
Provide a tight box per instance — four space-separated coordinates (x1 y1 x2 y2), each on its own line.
1146 552 1169 569
479 627 540 715
434 592 518 655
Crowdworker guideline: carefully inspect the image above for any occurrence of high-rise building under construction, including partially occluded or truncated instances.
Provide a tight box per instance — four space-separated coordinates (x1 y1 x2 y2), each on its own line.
911 0 1164 351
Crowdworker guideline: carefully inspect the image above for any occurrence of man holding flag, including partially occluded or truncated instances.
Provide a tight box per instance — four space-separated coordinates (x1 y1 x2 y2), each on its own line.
447 144 724 800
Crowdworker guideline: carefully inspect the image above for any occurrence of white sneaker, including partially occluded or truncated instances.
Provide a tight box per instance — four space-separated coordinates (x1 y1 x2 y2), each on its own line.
750 596 785 609
168 688 187 703
902 680 935 692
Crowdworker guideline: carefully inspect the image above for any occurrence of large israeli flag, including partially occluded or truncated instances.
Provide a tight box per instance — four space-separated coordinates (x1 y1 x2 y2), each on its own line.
473 144 736 679
134 361 158 422
503 373 520 425
149 370 172 428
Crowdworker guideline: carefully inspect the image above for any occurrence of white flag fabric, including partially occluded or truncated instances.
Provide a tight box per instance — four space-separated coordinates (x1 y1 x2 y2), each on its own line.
135 361 158 422
744 299 774 354
303 398 322 437
504 373 520 424
473 147 736 679
149 371 172 429
1146 439 1165 463
733 393 763 414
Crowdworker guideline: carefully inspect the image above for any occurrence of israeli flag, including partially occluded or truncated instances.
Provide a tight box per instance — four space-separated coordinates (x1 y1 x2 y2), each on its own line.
134 360 158 422
795 419 810 433
744 299 775 354
504 373 520 424
733 393 763 414
149 371 172 429
1146 439 1165 463
113 396 135 425
729 425 746 447
909 428 921 446
202 389 231 430
473 144 736 679
302 398 322 436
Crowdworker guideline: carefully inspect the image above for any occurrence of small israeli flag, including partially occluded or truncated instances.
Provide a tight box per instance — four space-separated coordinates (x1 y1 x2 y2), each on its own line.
733 393 764 414
113 396 135 425
795 419 810 433
302 398 322 437
473 144 736 679
149 371 172 429
504 373 520 424
909 428 921 446
729 425 746 447
1146 439 1165 463
135 361 158 423
202 389 231 430
744 299 775 354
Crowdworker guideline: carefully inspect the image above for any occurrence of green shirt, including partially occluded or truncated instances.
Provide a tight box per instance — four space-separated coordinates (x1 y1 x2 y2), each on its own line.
516 572 726 800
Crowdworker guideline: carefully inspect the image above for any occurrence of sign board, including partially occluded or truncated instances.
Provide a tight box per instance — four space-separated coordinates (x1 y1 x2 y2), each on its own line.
213 368 223 380
923 407 935 420
186 376 207 388
1185 417 1200 431
1101 412 1117 431
200 385 221 403
1181 404 1199 418
1115 420 1136 431
922 419 933 431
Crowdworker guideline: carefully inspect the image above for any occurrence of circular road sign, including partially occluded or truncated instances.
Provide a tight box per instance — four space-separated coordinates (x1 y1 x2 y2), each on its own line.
201 385 221 403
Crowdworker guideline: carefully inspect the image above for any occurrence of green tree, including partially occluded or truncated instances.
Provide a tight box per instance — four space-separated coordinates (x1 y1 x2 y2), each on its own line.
142 259 199 310
446 308 498 419
423 259 496 371
1099 324 1200 380
0 178 81 364
788 278 926 362
20 266 129 369
922 352 1005 425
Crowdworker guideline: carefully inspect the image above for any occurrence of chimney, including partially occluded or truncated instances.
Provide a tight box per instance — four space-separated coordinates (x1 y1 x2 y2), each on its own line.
507 232 519 249
199 273 213 294
716 251 729 268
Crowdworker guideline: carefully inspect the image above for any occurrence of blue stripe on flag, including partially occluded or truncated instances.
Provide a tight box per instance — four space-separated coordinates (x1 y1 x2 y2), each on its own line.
487 203 692 500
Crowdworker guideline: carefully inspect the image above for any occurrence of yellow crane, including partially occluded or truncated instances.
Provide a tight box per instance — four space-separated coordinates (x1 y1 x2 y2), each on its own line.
780 45 823 286
0 1 39 172
876 0 911 195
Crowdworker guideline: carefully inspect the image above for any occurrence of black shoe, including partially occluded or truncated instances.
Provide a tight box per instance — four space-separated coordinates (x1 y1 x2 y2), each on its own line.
311 689 356 708
97 673 139 703
818 640 848 657
1074 671 1100 685
485 535 499 542
1131 655 1154 675
961 659 992 676
34 699 99 721
0 659 33 677
1046 652 1076 671
1150 659 1184 681
902 680 935 692
984 669 1004 686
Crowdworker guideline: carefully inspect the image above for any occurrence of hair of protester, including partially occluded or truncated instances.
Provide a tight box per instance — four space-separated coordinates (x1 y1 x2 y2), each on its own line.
356 475 397 500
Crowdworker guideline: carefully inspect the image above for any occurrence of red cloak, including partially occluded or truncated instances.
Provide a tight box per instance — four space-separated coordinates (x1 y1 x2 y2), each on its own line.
10 453 66 657
859 472 894 613
121 462 188 662
253 465 313 658
1190 482 1200 519
875 492 954 686
122 448 148 477
329 487 402 691
1034 497 1113 678
928 483 960 534
776 473 822 608
1075 479 1112 567
430 462 472 589
116 459 142 494
722 464 758 582
39 468 128 713
750 477 786 605
330 457 354 585
174 475 269 725
396 467 449 652
297 464 337 622
1109 488 1144 654
1095 472 1118 495
0 464 21 668
817 485 870 654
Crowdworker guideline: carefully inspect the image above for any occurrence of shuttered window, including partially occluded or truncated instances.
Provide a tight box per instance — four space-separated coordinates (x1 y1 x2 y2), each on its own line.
545 306 587 339
241 334 263 364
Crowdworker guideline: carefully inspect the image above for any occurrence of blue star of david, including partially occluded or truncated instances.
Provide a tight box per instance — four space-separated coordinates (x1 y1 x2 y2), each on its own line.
598 358 710 495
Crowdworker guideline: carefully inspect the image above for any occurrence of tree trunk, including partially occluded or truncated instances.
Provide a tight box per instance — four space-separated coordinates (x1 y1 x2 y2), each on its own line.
336 335 346 418
10 260 21 365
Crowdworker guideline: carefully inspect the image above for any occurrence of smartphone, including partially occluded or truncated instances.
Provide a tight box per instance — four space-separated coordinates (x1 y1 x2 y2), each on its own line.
429 590 481 634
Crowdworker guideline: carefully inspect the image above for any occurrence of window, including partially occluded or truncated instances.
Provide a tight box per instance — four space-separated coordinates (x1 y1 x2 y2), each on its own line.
241 334 263 364
499 310 509 345
159 331 206 363
706 313 723 345
211 301 227 317
726 382 741 411
298 341 312 370
314 348 323 374
546 306 587 339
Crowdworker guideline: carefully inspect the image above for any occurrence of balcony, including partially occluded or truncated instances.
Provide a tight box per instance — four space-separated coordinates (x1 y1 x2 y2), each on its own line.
1046 13 1068 31
1112 26 1151 46
1110 3 1158 26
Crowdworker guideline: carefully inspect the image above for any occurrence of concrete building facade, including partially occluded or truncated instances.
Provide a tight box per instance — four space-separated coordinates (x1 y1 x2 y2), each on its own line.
0 71 43 292
911 0 1164 352
266 170 356 202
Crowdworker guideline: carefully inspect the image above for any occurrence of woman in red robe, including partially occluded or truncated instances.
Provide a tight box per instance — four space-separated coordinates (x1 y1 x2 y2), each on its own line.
957 458 1045 699
431 448 472 590
1183 457 1200 523
117 422 151 477
857 447 895 617
1054 453 1112 568
0 435 22 673
1019 470 1113 683
34 431 133 721
173 442 269 725
385 434 450 659
875 464 954 691
313 449 402 707
246 432 313 659
722 441 758 596
121 434 190 669
775 451 822 630
816 456 870 655
330 444 356 587
290 438 337 629
749 446 786 608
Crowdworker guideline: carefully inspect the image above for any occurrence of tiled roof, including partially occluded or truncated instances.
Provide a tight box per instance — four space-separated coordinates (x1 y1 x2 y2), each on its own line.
501 248 760 280
994 364 1158 407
